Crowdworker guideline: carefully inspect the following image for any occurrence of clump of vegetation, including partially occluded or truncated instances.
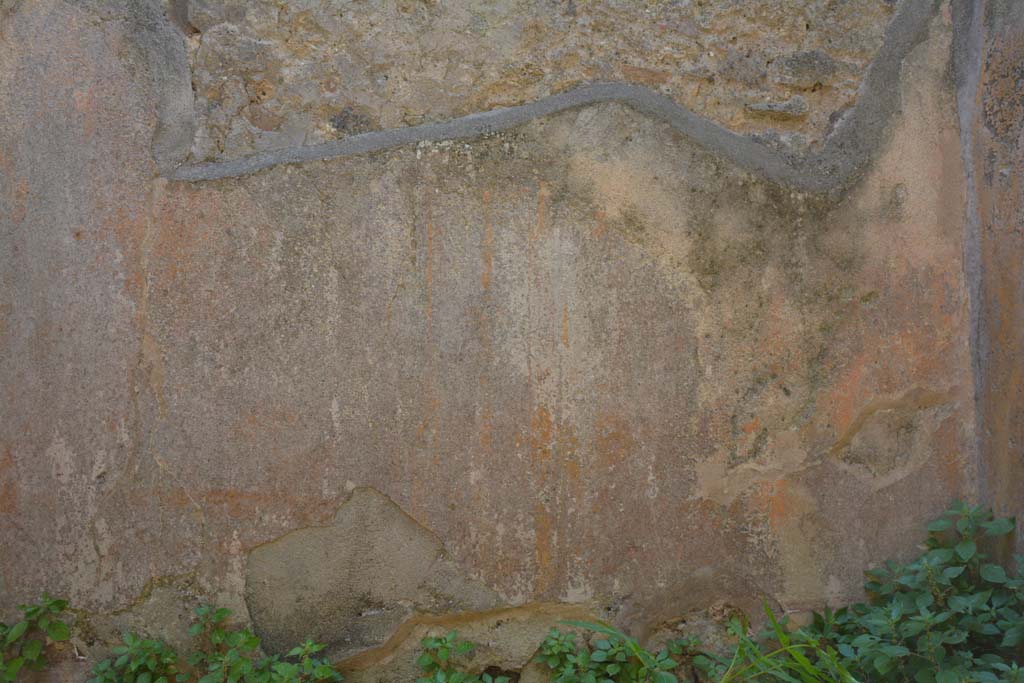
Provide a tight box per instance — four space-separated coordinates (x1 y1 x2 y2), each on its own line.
247 640 341 683
90 632 182 683
88 605 340 683
0 594 71 682
184 604 263 683
795 501 1022 683
537 611 857 683
536 621 686 683
528 501 1021 683
688 607 860 682
415 631 508 683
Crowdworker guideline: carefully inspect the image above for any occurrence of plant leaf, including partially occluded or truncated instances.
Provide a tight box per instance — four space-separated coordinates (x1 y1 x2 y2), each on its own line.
4 622 27 646
955 540 977 561
46 620 70 642
981 564 1009 583
21 639 42 662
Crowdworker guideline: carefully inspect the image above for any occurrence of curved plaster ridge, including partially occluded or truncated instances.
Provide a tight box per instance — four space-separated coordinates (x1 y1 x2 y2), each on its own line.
168 0 940 192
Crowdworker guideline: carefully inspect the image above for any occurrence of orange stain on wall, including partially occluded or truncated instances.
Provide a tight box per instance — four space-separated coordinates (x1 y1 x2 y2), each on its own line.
595 413 635 467
0 448 18 514
481 190 494 292
533 501 556 595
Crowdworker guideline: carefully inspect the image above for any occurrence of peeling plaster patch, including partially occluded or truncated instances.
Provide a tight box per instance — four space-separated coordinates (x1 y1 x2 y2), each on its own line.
696 428 810 507
829 388 949 455
698 388 952 507
830 388 953 487
0 0 982 649
245 488 501 660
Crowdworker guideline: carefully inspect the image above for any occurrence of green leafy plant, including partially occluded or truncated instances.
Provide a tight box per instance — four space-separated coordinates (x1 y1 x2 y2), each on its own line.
537 620 682 683
415 631 508 683
797 502 1022 683
546 615 858 683
89 632 184 683
689 606 860 683
89 606 340 683
0 594 71 682
188 605 340 683
246 640 342 683
187 604 263 683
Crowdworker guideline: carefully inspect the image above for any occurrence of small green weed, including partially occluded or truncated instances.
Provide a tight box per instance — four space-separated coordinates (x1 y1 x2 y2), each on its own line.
0 594 71 682
798 501 1023 683
536 620 685 683
189 605 341 683
89 632 183 683
187 604 263 683
415 631 508 683
247 640 342 683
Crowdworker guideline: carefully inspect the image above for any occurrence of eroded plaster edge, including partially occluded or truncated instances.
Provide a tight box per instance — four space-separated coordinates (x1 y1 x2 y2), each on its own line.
951 0 987 498
167 0 942 192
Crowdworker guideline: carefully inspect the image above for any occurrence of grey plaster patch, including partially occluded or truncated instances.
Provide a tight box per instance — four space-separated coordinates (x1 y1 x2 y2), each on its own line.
119 0 196 173
70 0 195 172
245 488 501 660
168 0 940 196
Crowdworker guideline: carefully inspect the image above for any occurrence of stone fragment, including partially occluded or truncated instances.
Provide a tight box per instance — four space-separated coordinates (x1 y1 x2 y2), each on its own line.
746 96 808 119
719 48 769 87
773 50 842 88
330 107 375 136
187 0 246 32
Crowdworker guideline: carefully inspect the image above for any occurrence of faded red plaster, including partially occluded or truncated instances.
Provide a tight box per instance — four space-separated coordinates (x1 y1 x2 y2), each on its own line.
934 415 966 495
533 500 556 595
767 479 795 529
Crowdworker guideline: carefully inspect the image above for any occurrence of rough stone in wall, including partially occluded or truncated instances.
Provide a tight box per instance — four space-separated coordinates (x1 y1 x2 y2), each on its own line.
183 0 896 161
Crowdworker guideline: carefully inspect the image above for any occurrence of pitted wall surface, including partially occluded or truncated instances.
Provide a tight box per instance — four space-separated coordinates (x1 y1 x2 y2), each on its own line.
0 1 1008 680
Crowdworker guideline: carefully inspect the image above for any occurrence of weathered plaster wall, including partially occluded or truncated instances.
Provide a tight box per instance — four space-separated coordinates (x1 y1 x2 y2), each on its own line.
0 0 1011 680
